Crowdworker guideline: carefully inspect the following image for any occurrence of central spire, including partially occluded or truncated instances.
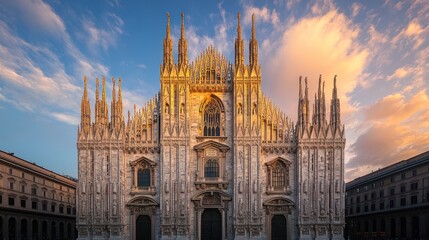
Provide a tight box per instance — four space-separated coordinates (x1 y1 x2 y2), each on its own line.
234 13 244 67
163 12 174 68
178 13 188 67
249 14 258 67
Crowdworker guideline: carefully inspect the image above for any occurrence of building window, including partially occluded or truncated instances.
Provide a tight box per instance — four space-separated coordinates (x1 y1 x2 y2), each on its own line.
21 185 25 193
0 195 2 204
390 188 395 196
400 185 406 193
21 172 24 178
390 199 395 208
59 205 64 214
380 201 385 210
204 159 219 178
10 182 14 190
371 203 375 211
130 157 157 192
410 182 418 191
364 205 368 212
349 207 353 214
364 194 368 201
272 163 286 190
67 207 71 215
356 206 360 213
266 158 290 192
203 100 221 136
400 197 406 206
51 204 55 212
371 192 376 200
32 201 38 210
357 196 360 203
380 189 384 198
9 197 15 206
411 195 418 204
21 199 26 208
137 169 151 187
31 188 37 196
42 202 47 211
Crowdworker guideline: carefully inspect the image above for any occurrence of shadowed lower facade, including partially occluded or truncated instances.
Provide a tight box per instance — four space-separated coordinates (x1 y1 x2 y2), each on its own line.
76 13 346 240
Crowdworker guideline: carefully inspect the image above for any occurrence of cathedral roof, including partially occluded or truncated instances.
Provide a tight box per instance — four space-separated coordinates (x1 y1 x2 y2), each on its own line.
189 45 233 85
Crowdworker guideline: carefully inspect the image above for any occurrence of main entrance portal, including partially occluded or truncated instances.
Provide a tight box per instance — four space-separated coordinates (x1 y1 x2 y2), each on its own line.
136 215 151 240
271 215 287 240
201 208 222 240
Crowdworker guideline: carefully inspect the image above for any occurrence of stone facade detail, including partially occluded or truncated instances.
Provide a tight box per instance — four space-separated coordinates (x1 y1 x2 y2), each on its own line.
77 13 345 240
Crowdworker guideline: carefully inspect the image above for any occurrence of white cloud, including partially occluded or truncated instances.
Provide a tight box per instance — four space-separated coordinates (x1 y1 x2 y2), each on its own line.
243 6 280 27
51 112 80 125
82 13 124 52
0 0 66 37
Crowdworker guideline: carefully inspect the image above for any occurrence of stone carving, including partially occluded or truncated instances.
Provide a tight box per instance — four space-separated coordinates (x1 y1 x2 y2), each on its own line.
165 200 170 216
319 196 325 215
238 198 243 216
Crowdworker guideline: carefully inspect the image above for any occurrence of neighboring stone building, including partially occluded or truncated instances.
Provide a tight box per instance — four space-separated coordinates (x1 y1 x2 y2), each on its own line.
345 151 429 240
0 150 77 240
77 13 346 240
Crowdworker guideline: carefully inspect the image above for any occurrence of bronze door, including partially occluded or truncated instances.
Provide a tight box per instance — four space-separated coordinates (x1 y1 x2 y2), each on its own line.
136 215 151 240
201 208 222 240
271 215 287 240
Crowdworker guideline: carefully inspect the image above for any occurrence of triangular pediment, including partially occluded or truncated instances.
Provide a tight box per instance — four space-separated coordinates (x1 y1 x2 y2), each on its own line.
193 140 230 152
130 156 157 167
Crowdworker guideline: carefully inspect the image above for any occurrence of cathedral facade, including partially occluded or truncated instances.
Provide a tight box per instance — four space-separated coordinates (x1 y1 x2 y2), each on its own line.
76 13 346 240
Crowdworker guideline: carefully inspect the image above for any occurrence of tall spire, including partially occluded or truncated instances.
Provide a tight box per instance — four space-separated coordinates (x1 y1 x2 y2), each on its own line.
178 13 188 67
314 75 327 127
163 12 174 68
101 77 108 125
95 78 100 124
111 77 117 126
235 12 244 67
330 75 341 127
80 76 91 132
249 13 258 66
298 76 310 130
118 78 123 124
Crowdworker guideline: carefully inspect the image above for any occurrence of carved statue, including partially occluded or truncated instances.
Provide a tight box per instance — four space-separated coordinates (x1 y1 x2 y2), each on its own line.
238 198 243 216
113 198 117 215
165 199 170 216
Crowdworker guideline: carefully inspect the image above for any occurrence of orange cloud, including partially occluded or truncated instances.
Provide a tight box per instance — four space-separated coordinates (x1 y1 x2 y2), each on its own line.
347 91 429 181
262 9 368 119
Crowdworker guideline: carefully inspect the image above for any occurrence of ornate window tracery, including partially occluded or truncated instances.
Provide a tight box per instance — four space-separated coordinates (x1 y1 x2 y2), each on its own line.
203 100 221 136
266 158 291 194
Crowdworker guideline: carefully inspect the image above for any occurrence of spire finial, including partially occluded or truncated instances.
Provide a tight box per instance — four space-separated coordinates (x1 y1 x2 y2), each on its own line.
251 13 256 40
237 12 242 38
299 76 303 99
95 78 100 101
181 12 185 39
333 75 338 98
83 76 88 99
166 12 171 38
304 77 308 100
102 76 106 102
318 74 322 98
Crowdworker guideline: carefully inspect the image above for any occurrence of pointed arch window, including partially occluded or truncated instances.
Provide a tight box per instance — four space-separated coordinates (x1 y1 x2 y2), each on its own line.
266 158 291 194
204 159 219 178
203 100 221 136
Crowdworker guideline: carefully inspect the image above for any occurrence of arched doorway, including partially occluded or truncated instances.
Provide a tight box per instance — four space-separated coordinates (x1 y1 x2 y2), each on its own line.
8 217 16 240
201 208 222 240
271 215 287 240
32 220 38 239
21 218 28 240
136 215 151 240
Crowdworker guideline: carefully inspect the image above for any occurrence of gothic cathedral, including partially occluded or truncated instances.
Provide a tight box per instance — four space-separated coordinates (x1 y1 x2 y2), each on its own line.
77 13 346 240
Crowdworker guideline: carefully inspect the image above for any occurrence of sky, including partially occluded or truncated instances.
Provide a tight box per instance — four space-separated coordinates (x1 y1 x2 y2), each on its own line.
0 0 428 182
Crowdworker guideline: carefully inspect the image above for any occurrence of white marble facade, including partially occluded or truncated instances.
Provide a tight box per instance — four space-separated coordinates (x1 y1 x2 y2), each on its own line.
76 13 345 240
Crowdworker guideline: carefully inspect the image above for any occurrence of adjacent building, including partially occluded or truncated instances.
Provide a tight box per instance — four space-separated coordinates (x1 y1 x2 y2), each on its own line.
345 151 429 240
77 13 346 240
0 150 77 240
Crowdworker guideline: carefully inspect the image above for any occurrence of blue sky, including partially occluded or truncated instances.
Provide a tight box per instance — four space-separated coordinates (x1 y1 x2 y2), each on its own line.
0 0 428 181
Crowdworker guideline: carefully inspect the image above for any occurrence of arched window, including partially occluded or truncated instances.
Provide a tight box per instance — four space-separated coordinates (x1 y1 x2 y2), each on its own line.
266 158 290 194
204 159 219 178
203 100 220 136
272 162 286 190
138 169 151 187
9 217 16 240
20 219 27 239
